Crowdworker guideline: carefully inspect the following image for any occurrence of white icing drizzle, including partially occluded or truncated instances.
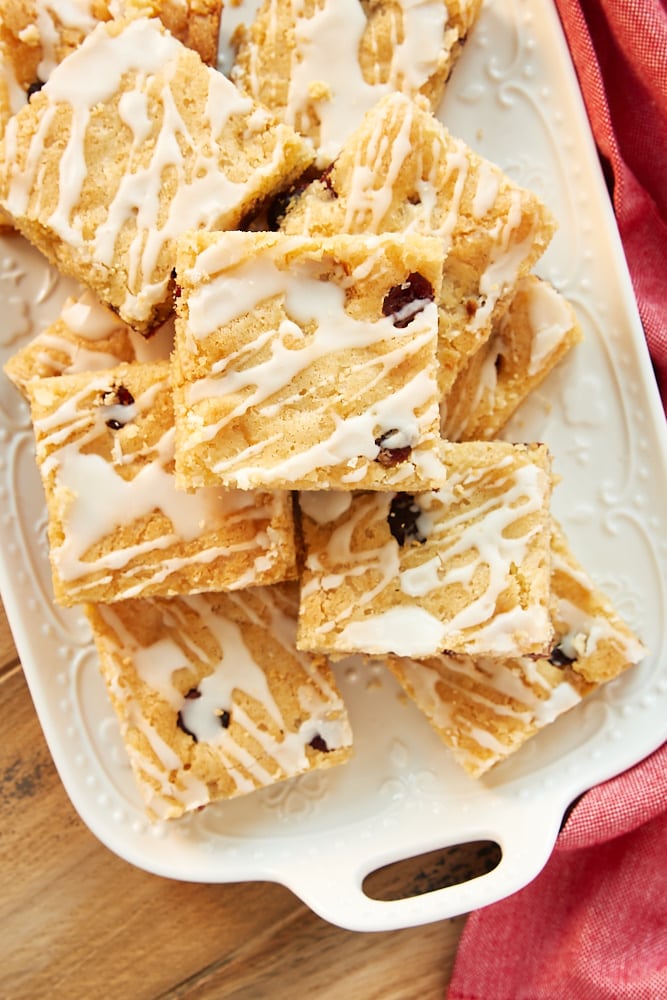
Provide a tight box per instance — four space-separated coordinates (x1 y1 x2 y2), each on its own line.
4 18 297 327
440 276 581 441
302 445 551 657
394 650 583 773
0 44 27 116
463 342 499 421
521 278 577 375
471 159 501 219
129 723 211 817
60 290 174 362
30 336 122 377
319 93 547 350
95 603 211 815
178 235 444 488
298 491 353 525
239 0 454 166
31 366 290 598
338 95 512 251
179 612 345 774
21 289 174 381
387 520 647 773
550 543 647 667
341 96 421 235
472 191 540 332
94 588 352 815
60 289 129 341
301 492 400 626
34 0 99 81
391 558 648 775
408 457 550 652
338 606 448 657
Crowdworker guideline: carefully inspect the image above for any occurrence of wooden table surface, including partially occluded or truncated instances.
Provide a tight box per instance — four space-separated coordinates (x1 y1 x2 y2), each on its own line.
0 596 474 1000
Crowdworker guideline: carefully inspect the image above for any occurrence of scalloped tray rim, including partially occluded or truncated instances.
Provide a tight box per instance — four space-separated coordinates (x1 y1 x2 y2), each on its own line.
1 0 667 933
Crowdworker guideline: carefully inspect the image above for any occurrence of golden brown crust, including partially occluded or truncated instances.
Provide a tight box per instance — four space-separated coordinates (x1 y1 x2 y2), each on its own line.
86 584 354 819
27 360 298 606
297 440 554 660
0 17 313 332
279 93 557 395
172 229 446 492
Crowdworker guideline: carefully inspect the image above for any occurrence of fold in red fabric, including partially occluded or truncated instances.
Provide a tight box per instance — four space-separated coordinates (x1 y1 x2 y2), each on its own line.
553 0 667 412
447 4 667 997
447 743 667 999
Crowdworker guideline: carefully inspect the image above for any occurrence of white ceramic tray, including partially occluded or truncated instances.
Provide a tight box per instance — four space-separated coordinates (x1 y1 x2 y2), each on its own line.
1 0 666 933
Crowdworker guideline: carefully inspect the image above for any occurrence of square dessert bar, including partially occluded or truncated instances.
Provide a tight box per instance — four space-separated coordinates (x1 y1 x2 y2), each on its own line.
0 0 223 81
26 360 297 606
3 288 174 396
172 229 447 492
0 16 313 332
386 522 647 776
278 92 557 394
86 583 354 819
231 0 483 167
0 0 223 229
297 440 554 659
441 275 583 441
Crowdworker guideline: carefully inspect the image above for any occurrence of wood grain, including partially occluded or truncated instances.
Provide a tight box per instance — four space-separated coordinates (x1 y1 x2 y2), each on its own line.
0 598 469 1000
0 598 19 675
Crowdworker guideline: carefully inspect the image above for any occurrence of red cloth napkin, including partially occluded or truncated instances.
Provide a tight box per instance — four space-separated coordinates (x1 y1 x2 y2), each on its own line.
446 743 667 999
553 0 667 413
447 4 667 996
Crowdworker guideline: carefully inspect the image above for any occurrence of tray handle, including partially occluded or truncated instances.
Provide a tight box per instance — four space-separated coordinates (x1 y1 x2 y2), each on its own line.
278 796 567 932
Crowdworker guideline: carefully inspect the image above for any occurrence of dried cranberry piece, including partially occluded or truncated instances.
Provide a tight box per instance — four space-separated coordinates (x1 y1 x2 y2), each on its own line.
102 383 135 428
318 163 338 197
102 384 134 407
309 734 330 753
116 385 133 406
376 445 412 467
176 711 198 742
266 179 309 231
388 493 426 546
548 645 577 668
184 688 201 699
382 273 435 328
27 80 43 99
142 323 161 341
218 709 231 729
374 429 413 467
266 192 293 231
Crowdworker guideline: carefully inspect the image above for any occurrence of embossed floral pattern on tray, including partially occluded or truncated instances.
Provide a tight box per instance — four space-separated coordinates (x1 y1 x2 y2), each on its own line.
0 0 666 932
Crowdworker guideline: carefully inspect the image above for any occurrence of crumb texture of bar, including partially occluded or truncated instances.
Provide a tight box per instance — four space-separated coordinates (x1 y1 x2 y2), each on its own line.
0 0 223 236
3 288 174 395
441 275 584 440
278 93 556 393
386 521 647 776
173 229 446 491
0 0 222 80
231 0 483 167
86 583 354 819
297 440 554 659
0 0 649 817
0 16 313 331
27 360 297 606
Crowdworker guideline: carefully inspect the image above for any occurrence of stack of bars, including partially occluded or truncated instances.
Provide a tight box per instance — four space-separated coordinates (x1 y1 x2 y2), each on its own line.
0 2 646 820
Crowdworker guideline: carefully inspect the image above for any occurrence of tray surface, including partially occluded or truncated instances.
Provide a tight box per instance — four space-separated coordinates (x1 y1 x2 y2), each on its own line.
1 0 666 931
